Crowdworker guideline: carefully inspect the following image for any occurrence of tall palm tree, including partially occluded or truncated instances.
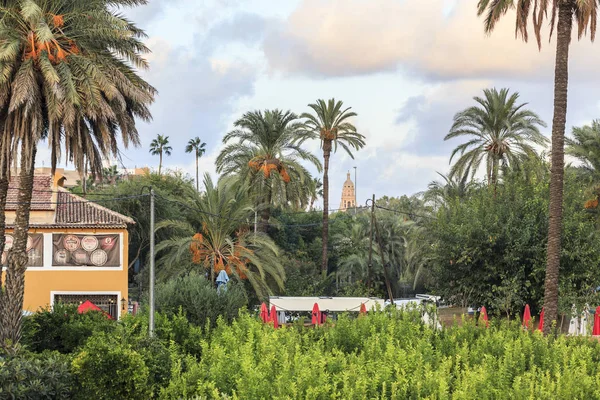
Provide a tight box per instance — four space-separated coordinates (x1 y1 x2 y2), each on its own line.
0 122 11 330
216 109 321 228
150 134 172 175
155 174 285 299
566 120 600 178
300 99 365 276
185 137 206 191
0 0 154 349
445 88 547 193
477 0 598 334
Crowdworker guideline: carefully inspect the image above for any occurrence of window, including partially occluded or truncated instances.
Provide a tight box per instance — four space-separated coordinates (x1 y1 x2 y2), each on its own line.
54 294 119 319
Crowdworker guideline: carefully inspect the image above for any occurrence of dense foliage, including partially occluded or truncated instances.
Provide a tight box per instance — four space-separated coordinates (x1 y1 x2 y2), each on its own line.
430 162 600 316
22 304 115 354
162 310 600 399
0 352 73 400
154 272 248 327
9 307 600 399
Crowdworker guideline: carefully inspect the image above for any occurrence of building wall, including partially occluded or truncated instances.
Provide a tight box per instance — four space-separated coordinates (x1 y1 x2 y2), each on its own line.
1 227 129 318
4 210 56 225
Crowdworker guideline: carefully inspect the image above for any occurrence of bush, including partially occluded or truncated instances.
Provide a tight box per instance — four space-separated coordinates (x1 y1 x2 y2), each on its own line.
157 309 600 399
155 272 248 327
22 303 116 354
0 352 73 399
71 332 151 400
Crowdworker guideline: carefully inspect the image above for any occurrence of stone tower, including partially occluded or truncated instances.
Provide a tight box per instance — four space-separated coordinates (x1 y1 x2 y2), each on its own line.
340 171 356 211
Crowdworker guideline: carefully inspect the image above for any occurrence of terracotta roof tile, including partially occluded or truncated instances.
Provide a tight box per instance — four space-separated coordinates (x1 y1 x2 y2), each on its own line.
55 189 134 227
6 175 54 211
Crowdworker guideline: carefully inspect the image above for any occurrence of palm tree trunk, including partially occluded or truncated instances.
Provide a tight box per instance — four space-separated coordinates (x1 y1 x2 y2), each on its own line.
211 259 215 287
492 158 498 198
82 160 87 196
321 141 332 277
260 184 272 232
195 151 199 192
0 143 36 351
0 155 10 322
158 152 163 176
542 0 573 335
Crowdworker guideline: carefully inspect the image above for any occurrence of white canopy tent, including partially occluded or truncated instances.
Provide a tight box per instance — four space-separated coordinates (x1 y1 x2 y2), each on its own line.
268 296 386 313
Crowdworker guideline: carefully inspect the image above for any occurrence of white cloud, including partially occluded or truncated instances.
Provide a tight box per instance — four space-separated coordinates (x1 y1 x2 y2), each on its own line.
263 0 600 81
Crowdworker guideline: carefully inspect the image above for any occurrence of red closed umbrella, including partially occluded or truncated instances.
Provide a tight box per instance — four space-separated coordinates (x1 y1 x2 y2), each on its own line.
538 308 545 332
260 303 269 323
359 303 367 316
269 305 279 328
480 306 489 328
77 300 112 320
311 303 321 325
522 304 532 329
593 306 600 336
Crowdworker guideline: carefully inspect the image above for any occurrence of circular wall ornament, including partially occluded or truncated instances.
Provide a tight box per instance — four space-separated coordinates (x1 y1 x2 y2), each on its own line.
90 249 108 266
54 249 69 264
63 235 80 252
81 236 99 252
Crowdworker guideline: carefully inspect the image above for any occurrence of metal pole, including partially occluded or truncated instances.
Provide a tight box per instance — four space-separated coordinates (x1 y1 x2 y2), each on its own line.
354 166 357 214
149 188 155 337
254 210 257 234
367 194 375 288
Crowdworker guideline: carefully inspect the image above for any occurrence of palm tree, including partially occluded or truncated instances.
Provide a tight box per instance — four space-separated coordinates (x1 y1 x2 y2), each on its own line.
185 137 207 191
216 109 321 227
566 120 600 178
477 0 598 334
425 172 477 208
300 99 365 276
308 178 323 211
400 224 431 290
445 88 547 193
156 174 285 299
0 0 154 349
150 134 172 175
102 165 121 186
335 223 374 285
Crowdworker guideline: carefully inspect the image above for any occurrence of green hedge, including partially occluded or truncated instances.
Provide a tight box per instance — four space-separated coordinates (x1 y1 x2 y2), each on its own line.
161 309 600 399
8 307 600 399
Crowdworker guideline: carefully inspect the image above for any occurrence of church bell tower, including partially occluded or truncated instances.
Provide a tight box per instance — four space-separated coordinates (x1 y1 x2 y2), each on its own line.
340 171 356 211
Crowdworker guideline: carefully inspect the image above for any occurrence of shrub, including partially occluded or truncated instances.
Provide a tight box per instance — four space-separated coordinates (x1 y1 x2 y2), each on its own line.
155 272 248 327
0 352 73 399
156 309 600 399
22 303 116 354
71 333 151 400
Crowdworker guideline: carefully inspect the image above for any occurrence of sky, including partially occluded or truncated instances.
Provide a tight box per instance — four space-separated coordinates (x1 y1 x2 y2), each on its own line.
40 0 600 209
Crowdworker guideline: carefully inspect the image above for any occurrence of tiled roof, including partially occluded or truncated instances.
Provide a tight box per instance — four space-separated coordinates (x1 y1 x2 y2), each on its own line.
5 174 134 228
55 188 134 227
6 175 54 211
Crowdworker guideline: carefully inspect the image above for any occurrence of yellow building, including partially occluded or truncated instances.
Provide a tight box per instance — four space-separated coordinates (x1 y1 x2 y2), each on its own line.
3 173 133 318
340 172 356 211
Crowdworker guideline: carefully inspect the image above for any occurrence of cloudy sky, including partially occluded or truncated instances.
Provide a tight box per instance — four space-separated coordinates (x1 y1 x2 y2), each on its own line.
46 0 600 209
